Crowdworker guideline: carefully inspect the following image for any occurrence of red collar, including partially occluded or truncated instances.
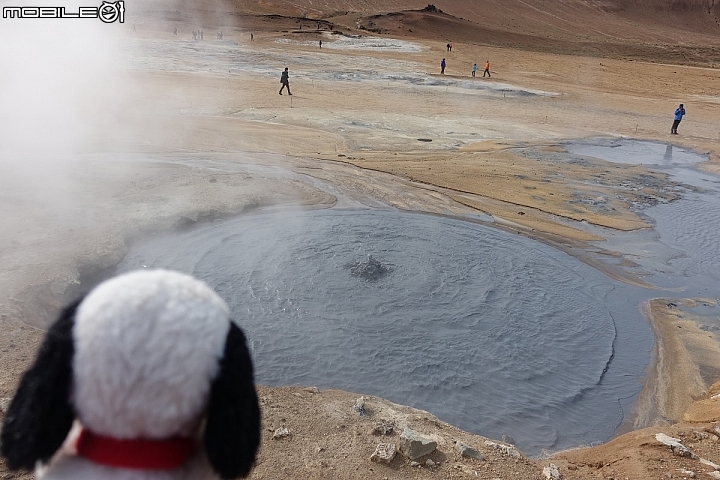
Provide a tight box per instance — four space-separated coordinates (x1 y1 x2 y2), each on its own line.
76 428 196 470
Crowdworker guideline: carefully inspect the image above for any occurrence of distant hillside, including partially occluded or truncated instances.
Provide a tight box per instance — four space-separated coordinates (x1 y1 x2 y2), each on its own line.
160 0 719 35
354 4 720 65
134 0 720 65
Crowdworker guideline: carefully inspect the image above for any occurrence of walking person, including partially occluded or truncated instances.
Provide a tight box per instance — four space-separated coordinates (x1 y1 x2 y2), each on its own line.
440 58 446 74
472 63 477 77
671 103 685 134
319 40 322 48
483 60 491 77
279 67 292 95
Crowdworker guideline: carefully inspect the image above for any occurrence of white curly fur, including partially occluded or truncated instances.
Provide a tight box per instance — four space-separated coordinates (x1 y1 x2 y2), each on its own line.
37 270 232 479
73 269 230 439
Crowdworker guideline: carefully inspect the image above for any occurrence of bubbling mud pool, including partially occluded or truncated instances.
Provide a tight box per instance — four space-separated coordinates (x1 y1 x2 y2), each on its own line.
115 209 652 455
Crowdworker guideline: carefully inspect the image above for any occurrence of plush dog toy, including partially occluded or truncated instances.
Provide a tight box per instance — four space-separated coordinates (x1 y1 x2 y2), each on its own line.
1 269 260 479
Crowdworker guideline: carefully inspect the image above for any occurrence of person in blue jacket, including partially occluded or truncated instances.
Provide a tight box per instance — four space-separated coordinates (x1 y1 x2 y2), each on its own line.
671 103 685 134
441 58 446 74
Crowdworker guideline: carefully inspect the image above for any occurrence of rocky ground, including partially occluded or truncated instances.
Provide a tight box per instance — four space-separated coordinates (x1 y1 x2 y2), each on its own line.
4 376 720 479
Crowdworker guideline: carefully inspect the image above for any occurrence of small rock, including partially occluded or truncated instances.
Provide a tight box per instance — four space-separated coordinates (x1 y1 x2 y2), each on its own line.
302 386 320 394
425 459 435 467
543 463 562 479
708 472 720 480
354 396 366 416
699 458 720 470
454 440 484 460
273 427 291 440
400 427 437 460
370 443 396 465
410 461 420 467
372 421 394 436
655 433 696 458
484 440 521 458
678 468 696 478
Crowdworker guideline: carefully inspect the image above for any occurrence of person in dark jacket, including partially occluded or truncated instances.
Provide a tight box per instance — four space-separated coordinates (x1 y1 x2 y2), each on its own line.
440 58 446 74
279 67 292 95
671 103 685 134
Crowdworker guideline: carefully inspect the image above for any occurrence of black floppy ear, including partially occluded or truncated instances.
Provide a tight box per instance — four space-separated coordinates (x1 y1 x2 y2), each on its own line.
1 300 78 471
204 322 261 479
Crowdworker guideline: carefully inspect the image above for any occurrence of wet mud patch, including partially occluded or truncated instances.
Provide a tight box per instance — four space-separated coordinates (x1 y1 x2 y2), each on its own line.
564 138 708 166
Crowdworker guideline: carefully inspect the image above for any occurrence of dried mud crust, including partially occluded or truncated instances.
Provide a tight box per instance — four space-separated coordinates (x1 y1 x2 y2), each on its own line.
347 147 681 232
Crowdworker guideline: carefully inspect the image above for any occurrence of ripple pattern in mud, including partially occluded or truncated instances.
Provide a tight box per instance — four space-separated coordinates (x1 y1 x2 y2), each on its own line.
649 193 720 282
116 210 640 455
